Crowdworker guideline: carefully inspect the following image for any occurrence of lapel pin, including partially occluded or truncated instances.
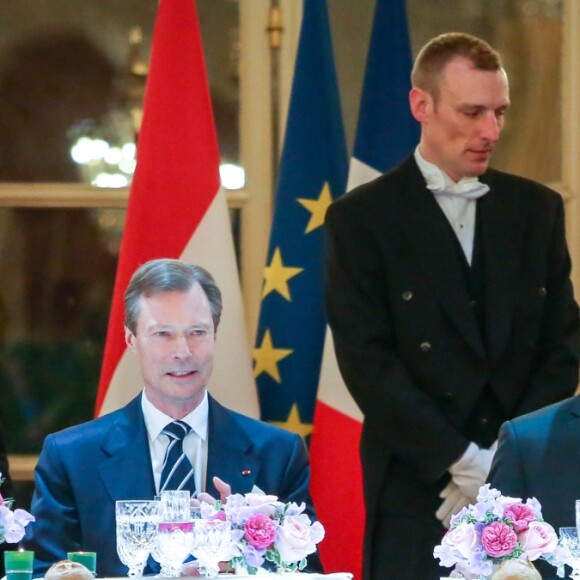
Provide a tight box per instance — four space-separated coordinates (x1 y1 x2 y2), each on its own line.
242 469 252 476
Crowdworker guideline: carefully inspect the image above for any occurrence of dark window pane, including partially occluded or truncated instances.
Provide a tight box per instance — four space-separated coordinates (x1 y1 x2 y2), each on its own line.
0 207 120 453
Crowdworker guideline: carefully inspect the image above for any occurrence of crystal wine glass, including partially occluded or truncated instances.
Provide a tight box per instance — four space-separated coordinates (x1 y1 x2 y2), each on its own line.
150 490 193 577
190 519 233 578
116 500 162 577
559 527 580 578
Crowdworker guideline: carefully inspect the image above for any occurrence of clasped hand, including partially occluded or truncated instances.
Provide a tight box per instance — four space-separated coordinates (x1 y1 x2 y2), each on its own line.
435 441 497 528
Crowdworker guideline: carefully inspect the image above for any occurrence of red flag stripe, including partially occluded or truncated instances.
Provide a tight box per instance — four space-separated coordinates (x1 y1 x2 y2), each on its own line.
310 401 364 580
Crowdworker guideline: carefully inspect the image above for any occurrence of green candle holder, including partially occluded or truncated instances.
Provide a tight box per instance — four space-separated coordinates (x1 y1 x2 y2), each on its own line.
4 550 34 580
67 552 97 575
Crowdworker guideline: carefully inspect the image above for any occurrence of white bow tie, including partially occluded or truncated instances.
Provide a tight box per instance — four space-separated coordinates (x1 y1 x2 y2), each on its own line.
426 172 489 200
414 147 490 200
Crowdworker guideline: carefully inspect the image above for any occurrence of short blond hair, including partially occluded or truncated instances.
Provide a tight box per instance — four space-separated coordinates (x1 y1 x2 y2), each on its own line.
411 32 503 101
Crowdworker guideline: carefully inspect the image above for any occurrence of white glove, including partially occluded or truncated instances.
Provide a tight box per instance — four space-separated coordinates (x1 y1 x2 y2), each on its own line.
448 442 495 502
435 481 470 528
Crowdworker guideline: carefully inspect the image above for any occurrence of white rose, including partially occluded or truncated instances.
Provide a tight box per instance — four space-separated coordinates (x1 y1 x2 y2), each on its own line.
443 522 477 561
244 493 285 517
275 515 325 563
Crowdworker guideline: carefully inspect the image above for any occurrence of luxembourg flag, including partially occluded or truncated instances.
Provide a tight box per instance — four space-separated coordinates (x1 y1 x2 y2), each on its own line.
95 0 257 418
309 1 419 578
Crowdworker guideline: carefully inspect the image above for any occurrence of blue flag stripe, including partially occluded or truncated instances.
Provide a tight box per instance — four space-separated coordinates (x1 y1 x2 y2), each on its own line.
354 0 419 173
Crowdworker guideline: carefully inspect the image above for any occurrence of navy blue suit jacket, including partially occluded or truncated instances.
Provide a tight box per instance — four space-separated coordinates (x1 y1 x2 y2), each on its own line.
489 396 580 579
25 393 315 577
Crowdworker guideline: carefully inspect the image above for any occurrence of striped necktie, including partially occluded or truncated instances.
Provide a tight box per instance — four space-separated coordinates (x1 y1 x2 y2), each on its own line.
160 420 196 493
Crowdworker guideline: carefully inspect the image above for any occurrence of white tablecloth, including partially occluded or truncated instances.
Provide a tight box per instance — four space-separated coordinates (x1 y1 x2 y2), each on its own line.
103 575 352 580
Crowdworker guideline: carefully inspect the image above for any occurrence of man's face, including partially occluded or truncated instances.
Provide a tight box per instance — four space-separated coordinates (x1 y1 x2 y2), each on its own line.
125 284 216 418
410 56 510 182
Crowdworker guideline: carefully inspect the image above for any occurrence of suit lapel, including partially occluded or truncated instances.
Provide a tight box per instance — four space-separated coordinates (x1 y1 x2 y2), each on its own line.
206 396 260 495
98 395 157 501
396 160 486 358
478 172 524 363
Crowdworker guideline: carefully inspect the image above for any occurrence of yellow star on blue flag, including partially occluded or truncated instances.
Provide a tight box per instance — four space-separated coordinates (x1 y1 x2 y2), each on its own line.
270 404 312 438
297 182 333 234
262 247 304 300
253 329 293 383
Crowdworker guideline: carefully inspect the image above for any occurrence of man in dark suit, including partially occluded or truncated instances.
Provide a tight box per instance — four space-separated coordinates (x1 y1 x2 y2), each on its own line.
25 259 316 577
325 32 579 580
489 397 580 580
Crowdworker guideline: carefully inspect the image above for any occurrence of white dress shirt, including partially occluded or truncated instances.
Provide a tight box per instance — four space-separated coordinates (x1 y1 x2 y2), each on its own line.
414 146 490 265
141 389 209 494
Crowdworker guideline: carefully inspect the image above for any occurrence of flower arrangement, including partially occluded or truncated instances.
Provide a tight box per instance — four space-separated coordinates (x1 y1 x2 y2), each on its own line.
199 492 325 574
434 484 566 579
0 471 35 544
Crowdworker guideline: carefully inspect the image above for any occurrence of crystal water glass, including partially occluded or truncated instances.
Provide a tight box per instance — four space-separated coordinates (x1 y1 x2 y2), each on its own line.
559 526 580 578
190 519 233 578
151 490 193 577
116 500 162 577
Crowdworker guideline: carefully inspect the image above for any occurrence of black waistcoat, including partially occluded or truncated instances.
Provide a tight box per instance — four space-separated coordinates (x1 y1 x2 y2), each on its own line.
446 201 504 447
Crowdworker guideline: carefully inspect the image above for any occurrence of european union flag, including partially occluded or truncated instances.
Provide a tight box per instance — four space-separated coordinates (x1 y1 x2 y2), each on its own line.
253 0 348 436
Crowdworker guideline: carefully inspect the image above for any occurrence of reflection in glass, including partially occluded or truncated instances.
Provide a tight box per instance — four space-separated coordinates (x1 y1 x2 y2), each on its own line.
0 207 120 454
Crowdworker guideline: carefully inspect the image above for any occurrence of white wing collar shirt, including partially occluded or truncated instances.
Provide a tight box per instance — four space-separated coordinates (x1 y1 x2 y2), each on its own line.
414 146 490 265
141 388 209 495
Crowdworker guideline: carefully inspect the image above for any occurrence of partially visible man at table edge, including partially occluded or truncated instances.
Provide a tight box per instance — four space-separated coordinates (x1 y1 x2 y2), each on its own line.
488 395 580 580
24 258 320 577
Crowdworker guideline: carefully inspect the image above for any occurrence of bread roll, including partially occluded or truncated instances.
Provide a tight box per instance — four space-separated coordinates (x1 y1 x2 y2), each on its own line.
44 560 94 580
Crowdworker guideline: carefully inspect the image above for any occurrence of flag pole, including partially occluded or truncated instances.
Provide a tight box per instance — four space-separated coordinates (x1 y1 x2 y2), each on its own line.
267 0 283 196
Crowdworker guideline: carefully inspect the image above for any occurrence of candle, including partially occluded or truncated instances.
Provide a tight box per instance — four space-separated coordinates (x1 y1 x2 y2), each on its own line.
4 550 34 580
67 552 97 575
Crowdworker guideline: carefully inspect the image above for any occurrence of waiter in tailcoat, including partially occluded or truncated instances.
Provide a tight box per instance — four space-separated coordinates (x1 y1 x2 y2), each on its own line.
325 32 579 580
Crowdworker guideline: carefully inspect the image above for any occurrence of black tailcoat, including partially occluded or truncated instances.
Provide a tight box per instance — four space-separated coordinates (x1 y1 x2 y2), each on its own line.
325 156 579 579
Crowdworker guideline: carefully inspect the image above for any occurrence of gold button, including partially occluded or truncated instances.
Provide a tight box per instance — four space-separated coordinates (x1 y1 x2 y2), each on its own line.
402 291 413 301
419 342 432 352
538 287 547 297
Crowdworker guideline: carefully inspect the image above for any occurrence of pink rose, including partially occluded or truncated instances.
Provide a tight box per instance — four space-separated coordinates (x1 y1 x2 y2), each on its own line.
481 522 518 557
519 521 558 561
503 503 536 532
442 522 477 560
275 515 325 563
244 513 277 549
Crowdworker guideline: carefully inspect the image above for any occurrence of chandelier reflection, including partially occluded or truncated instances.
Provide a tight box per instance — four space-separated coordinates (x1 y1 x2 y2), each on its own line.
69 123 137 188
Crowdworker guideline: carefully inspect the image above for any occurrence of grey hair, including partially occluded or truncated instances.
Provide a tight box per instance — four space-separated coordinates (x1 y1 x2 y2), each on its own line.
124 258 222 334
